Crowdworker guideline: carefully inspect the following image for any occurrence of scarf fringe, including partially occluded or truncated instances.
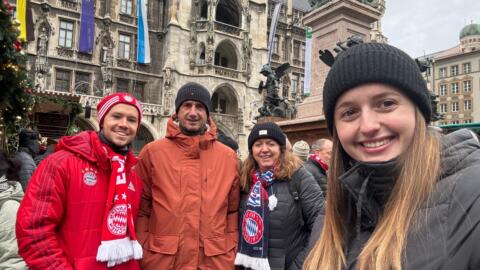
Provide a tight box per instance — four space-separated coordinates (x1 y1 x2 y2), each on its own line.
235 253 271 270
96 237 142 267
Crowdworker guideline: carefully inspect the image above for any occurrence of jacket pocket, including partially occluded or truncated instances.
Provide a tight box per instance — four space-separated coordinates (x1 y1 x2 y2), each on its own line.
202 235 237 269
141 234 179 270
204 235 236 256
146 234 180 254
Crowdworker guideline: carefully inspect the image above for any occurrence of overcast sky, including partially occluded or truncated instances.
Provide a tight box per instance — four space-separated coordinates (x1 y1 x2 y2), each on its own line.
382 0 480 58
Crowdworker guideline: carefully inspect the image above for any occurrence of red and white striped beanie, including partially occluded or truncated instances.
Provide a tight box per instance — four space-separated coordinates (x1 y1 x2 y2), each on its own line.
96 93 143 127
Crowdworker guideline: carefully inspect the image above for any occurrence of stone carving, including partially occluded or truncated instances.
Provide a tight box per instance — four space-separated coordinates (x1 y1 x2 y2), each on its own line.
242 34 252 79
163 68 174 115
206 21 215 67
96 20 115 91
309 0 331 8
36 26 49 75
257 63 295 118
169 0 179 23
189 21 198 68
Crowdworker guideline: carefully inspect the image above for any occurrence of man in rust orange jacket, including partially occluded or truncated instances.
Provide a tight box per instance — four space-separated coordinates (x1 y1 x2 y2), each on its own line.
135 82 240 270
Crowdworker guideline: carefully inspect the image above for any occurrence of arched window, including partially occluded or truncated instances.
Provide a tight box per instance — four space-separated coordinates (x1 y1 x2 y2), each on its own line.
214 40 238 69
131 125 154 155
215 0 241 27
199 42 206 64
211 84 238 115
200 0 208 19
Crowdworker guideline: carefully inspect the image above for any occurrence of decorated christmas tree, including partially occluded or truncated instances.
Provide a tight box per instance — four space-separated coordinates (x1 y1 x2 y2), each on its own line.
0 0 34 153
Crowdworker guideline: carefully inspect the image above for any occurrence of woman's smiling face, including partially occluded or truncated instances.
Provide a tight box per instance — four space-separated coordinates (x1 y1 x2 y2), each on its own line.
334 83 416 163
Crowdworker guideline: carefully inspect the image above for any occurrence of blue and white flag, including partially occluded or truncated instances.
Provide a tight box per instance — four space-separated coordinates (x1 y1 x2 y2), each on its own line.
303 27 313 96
137 0 150 64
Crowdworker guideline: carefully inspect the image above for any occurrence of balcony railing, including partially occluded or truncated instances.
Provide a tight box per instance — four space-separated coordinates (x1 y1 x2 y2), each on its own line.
214 21 241 36
79 95 162 116
211 113 238 133
214 66 240 79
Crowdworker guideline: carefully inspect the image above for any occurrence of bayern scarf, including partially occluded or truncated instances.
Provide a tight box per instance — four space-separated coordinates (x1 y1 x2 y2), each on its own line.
309 154 329 171
96 146 142 267
235 169 277 270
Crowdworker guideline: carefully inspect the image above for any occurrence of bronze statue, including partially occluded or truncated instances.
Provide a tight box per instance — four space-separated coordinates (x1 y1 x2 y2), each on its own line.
257 63 293 118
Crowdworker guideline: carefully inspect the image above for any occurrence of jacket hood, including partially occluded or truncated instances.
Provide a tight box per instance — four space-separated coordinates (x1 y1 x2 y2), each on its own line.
56 131 98 162
56 131 137 170
165 116 218 157
440 128 480 177
0 181 24 203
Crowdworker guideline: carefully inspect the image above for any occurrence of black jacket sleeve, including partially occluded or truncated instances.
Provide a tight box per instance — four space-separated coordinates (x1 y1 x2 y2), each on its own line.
289 167 324 270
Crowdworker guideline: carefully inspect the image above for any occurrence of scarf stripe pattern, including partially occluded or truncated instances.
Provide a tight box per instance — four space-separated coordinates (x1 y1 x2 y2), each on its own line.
235 170 276 270
96 146 142 267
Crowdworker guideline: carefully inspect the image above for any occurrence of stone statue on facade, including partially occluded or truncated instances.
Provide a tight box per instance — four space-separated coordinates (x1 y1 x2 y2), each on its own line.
257 63 294 118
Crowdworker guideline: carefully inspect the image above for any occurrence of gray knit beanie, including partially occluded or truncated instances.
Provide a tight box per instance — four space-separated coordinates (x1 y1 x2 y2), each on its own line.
323 42 432 134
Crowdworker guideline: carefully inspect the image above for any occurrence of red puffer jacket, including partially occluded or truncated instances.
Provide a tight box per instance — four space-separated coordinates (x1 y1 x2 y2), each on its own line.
16 131 142 270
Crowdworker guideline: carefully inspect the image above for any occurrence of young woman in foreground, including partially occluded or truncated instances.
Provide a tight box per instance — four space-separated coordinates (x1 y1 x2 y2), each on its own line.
304 42 480 270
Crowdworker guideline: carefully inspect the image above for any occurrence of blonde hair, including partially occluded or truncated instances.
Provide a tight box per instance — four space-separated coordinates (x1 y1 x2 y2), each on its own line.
303 109 441 270
240 146 302 191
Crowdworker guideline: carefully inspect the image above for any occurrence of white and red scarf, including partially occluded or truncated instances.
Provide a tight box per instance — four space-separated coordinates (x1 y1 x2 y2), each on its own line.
309 154 329 171
96 146 142 267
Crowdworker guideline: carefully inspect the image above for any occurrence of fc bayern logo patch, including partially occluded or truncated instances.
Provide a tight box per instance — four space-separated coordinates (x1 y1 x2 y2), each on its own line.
242 210 264 244
83 171 97 186
107 204 128 236
123 95 133 102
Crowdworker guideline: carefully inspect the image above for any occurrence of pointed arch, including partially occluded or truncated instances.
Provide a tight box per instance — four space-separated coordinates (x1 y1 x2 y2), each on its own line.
215 0 241 27
214 39 239 69
211 83 238 115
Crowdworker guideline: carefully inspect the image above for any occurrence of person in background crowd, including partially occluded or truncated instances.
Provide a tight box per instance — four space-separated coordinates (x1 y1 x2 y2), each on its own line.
304 42 480 270
304 138 332 194
135 82 239 270
218 130 240 152
34 138 58 165
235 122 323 270
14 129 39 191
292 140 310 162
0 150 27 270
16 93 144 269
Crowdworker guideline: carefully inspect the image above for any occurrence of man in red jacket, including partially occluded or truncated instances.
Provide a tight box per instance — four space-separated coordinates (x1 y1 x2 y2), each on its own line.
16 93 144 270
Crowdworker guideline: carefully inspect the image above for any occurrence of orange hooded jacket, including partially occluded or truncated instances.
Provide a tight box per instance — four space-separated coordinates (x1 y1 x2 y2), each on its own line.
135 117 239 270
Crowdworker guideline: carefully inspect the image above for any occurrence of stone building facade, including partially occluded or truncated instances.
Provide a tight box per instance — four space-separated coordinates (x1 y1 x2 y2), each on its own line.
21 0 278 157
421 23 480 125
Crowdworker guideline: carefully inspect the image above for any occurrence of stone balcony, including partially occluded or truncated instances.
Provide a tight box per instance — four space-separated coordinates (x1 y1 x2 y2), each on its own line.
195 20 242 37
211 113 239 135
214 66 241 80
79 95 162 116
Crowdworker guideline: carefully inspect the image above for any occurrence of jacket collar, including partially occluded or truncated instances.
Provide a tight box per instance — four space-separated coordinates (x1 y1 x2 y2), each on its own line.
340 160 397 232
56 131 138 171
165 116 217 157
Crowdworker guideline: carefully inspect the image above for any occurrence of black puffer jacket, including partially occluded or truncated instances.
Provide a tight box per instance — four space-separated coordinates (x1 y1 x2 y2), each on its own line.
303 158 327 194
307 129 480 269
239 166 323 270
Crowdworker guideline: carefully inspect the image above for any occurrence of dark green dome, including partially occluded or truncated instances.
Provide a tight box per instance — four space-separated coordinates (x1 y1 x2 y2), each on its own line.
460 23 480 39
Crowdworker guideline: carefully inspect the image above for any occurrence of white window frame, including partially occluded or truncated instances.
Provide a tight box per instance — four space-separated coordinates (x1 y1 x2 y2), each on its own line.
464 100 472 111
120 0 133 15
463 80 472 92
463 62 471 74
118 33 131 60
439 103 447 113
451 82 459 94
58 20 74 48
439 84 447 96
451 65 458 76
439 67 447 78
452 102 459 112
